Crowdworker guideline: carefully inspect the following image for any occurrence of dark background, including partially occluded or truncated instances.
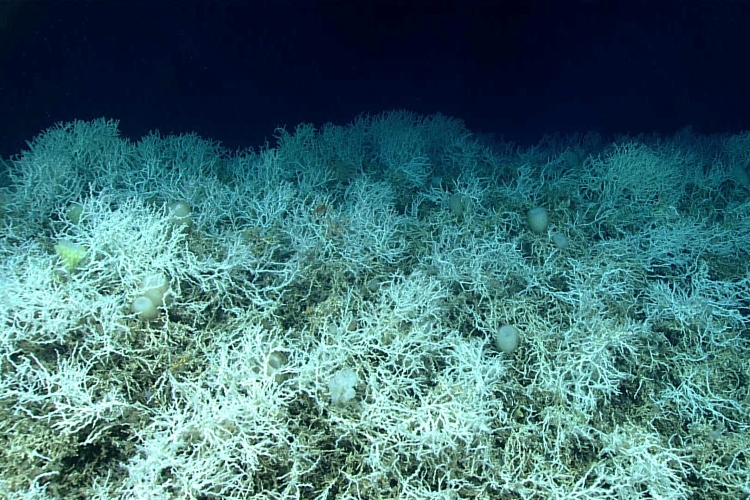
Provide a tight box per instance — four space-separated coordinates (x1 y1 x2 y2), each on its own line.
1 0 748 157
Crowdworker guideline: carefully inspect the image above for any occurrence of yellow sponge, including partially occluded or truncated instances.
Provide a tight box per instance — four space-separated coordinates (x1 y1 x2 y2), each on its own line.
54 241 86 272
